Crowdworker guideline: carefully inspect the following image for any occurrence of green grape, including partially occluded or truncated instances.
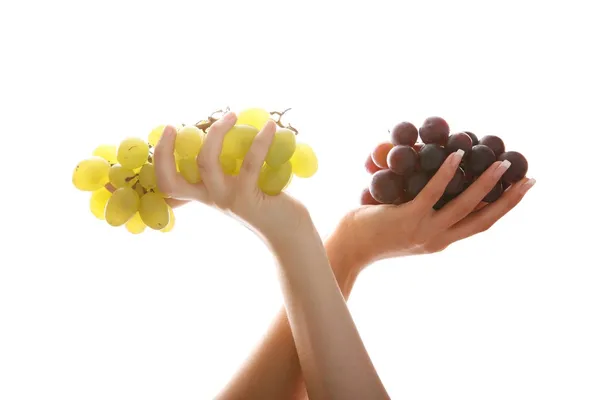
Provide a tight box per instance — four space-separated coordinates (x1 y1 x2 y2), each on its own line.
139 163 157 190
161 206 175 233
236 108 271 130
258 161 292 196
234 158 243 176
109 165 136 188
178 158 202 184
104 187 140 227
89 187 112 220
220 155 237 175
290 143 318 178
175 126 203 159
139 192 170 230
221 125 258 159
93 145 118 164
117 138 149 169
125 212 146 234
266 128 296 167
72 157 110 191
148 125 166 147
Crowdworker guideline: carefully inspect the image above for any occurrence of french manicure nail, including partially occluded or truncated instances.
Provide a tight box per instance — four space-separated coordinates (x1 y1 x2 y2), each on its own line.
453 149 465 166
520 178 536 194
494 159 511 177
223 111 236 121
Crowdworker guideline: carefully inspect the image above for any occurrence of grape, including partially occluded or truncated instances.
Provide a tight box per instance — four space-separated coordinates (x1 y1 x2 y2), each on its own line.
89 187 112 220
464 131 479 146
365 153 382 174
105 187 140 227
497 151 528 183
446 132 473 155
161 206 176 232
468 144 496 175
391 122 418 146
369 169 404 204
413 143 424 153
148 125 166 147
387 145 418 175
178 158 202 184
445 167 466 195
117 138 149 170
72 157 111 191
222 125 258 159
109 165 136 188
419 117 450 145
139 163 157 190
236 108 271 130
419 144 446 172
93 145 118 164
139 192 170 230
258 161 292 196
371 142 394 169
234 159 243 176
406 171 430 199
479 135 505 157
360 188 380 205
125 212 146 234
220 155 237 175
433 194 455 210
266 128 296 167
483 181 504 203
175 126 204 159
290 143 318 178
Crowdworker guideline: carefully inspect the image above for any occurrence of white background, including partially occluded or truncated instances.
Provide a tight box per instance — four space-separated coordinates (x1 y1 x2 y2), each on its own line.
1 0 599 399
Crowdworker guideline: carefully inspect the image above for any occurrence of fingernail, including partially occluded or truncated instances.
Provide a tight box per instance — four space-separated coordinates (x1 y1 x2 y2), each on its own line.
222 111 236 122
520 178 536 194
494 159 511 177
453 149 465 166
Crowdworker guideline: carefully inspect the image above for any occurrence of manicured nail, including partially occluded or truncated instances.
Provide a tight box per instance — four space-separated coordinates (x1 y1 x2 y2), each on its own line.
222 111 236 122
520 178 536 194
452 149 465 166
494 159 511 177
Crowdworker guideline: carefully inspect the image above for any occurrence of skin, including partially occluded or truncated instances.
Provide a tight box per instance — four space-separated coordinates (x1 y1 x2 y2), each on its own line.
149 116 536 399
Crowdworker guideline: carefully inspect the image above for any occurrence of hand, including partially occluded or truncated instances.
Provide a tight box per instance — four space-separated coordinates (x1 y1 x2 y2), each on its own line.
153 112 312 244
340 150 536 268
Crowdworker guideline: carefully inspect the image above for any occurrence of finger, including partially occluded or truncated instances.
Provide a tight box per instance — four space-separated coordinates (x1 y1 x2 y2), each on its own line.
196 112 237 196
412 149 465 214
237 119 276 193
433 159 511 229
165 198 190 208
155 125 208 202
438 177 535 244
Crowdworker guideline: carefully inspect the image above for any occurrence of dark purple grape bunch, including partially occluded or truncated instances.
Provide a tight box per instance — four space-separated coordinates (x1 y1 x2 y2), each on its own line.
361 116 529 209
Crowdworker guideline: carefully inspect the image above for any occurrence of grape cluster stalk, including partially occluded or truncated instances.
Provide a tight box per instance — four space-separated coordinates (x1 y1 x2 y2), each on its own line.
362 116 529 209
72 107 318 234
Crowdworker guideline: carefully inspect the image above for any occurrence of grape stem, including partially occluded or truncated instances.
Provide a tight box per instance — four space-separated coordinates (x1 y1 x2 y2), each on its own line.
193 106 299 135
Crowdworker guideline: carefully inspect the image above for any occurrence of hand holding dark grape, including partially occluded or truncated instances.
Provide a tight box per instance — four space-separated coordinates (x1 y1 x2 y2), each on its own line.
355 115 535 260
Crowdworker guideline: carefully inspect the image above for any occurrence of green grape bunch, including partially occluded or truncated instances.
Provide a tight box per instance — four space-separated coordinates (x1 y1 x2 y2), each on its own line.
71 107 319 234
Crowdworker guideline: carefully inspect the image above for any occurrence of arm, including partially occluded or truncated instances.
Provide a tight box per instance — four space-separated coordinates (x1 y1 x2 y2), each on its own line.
215 223 365 400
268 219 390 400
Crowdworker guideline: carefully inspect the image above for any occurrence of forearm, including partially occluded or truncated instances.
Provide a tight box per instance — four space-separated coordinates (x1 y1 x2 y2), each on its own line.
215 223 363 400
271 223 389 400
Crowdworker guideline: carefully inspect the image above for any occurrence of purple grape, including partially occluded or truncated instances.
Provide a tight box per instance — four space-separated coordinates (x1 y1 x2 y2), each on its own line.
479 135 505 158
419 117 450 145
369 169 404 204
391 122 418 147
464 131 479 146
446 132 473 155
387 145 418 176
467 144 496 175
445 167 466 196
360 187 380 205
498 151 528 183
419 144 447 172
406 172 430 199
